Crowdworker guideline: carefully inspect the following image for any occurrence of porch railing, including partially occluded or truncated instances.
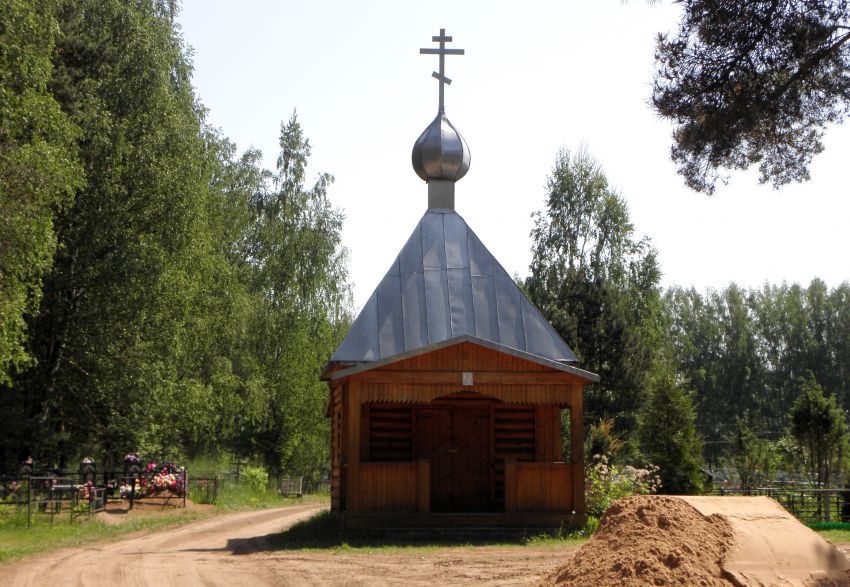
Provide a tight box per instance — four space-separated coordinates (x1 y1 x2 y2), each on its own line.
350 460 429 513
504 462 574 513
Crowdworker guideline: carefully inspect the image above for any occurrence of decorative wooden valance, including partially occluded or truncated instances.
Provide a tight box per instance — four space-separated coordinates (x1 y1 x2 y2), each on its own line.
360 382 580 406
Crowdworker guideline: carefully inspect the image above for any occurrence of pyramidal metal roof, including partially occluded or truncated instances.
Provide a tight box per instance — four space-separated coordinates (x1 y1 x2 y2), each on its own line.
329 210 580 366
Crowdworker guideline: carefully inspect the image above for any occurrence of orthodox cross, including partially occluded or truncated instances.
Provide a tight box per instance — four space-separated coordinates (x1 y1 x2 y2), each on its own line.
420 28 464 113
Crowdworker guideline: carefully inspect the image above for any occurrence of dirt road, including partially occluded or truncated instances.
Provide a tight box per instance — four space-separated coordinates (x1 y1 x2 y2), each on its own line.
3 505 573 586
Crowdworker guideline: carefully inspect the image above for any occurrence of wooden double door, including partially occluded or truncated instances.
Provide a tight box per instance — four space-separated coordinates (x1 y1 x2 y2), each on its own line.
414 406 492 512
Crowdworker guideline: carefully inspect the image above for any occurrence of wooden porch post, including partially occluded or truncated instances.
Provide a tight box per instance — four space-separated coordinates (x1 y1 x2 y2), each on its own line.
345 377 362 513
569 385 585 516
504 456 517 514
417 459 430 512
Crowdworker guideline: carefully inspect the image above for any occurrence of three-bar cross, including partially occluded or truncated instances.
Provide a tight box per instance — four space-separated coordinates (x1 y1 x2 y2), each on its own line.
420 29 464 113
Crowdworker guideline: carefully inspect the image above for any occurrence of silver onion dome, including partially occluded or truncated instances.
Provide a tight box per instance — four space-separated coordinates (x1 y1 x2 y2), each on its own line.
411 113 471 182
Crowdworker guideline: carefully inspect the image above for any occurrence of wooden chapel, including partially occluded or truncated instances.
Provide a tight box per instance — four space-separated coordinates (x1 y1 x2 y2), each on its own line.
321 29 599 532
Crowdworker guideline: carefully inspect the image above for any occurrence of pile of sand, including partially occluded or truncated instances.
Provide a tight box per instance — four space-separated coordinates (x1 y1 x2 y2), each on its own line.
542 495 736 587
543 495 850 587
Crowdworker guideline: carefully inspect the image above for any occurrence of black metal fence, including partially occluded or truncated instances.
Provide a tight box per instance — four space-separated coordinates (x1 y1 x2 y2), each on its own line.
718 486 850 524
2 467 327 529
187 475 218 504
198 471 328 497
1 475 108 527
1 468 189 527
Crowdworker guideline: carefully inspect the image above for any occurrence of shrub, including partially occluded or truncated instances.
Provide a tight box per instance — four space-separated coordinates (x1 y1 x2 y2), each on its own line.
638 372 704 494
241 466 269 493
586 419 625 462
585 455 661 517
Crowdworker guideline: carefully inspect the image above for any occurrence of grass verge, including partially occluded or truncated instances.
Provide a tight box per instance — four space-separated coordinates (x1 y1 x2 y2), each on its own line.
0 490 329 565
212 484 328 511
265 512 850 554
266 510 590 553
806 522 850 543
0 508 209 564
814 528 850 543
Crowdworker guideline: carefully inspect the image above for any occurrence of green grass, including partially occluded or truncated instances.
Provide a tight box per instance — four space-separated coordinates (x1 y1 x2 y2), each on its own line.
184 455 233 474
522 531 592 546
265 510 590 553
212 483 327 511
0 488 330 566
814 528 850 543
0 508 210 564
805 522 850 543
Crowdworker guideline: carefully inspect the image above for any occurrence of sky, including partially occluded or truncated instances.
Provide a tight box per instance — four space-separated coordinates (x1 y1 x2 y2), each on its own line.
177 0 850 311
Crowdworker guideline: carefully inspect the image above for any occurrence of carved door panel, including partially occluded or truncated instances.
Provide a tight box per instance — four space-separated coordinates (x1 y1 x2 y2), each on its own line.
451 408 491 511
414 406 491 511
414 407 452 511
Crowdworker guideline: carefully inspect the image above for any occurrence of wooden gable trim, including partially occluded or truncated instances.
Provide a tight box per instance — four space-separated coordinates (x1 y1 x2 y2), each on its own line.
360 383 582 405
358 370 587 385
326 335 599 383
329 341 590 406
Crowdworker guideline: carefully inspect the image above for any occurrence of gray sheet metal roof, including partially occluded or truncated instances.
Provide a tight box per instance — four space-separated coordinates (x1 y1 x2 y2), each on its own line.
330 210 580 366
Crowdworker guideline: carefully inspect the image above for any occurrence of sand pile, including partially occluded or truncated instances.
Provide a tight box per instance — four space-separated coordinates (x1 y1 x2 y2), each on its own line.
543 495 850 587
682 496 850 586
541 495 736 587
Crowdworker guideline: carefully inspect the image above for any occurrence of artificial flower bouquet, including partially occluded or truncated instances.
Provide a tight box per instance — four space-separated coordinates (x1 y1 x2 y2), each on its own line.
143 461 185 497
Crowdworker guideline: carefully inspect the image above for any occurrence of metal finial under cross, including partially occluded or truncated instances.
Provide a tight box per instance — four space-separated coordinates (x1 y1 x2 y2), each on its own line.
420 28 464 114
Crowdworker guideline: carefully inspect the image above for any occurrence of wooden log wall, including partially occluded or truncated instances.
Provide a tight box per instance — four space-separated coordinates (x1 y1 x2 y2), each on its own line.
344 378 361 513
330 383 343 512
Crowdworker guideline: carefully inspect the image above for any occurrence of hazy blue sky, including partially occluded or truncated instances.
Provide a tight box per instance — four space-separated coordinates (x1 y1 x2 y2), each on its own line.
178 1 850 310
